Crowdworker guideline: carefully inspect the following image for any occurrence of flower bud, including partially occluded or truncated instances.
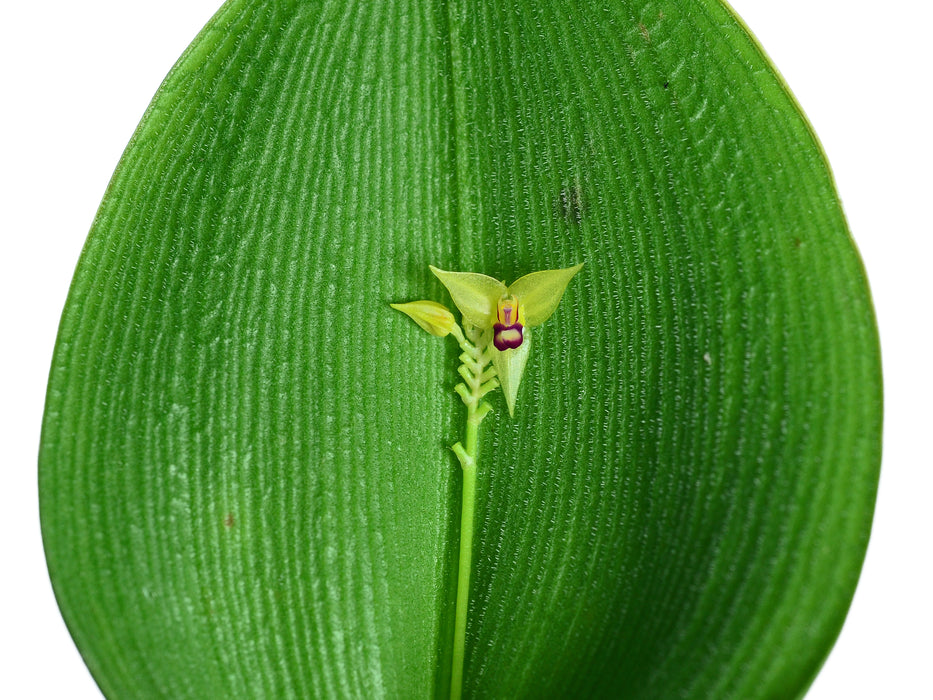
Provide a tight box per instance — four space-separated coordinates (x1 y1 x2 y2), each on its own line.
390 300 457 337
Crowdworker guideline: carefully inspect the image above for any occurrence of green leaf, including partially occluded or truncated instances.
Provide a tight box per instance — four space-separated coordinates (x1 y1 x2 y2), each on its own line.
40 1 881 698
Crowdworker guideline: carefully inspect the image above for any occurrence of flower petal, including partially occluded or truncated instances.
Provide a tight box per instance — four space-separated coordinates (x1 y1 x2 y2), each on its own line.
390 300 457 337
430 266 507 329
507 263 584 326
493 328 532 417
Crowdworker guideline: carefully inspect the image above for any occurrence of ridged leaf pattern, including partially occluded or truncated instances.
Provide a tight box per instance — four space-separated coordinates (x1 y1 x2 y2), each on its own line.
40 1 881 698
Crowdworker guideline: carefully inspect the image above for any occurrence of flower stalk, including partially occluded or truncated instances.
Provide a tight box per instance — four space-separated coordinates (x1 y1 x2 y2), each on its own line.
391 263 582 699
448 323 496 700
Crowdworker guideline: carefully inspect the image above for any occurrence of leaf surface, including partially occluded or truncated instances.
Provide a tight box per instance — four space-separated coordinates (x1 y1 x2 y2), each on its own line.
40 1 882 698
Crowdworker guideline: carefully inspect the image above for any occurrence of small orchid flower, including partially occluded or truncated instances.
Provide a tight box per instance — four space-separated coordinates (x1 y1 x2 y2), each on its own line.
430 263 583 416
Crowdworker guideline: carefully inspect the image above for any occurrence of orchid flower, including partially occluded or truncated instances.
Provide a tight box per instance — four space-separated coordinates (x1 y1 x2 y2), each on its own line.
428 263 583 416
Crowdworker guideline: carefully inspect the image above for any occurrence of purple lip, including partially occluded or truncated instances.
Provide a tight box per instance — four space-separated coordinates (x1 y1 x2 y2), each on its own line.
493 323 524 351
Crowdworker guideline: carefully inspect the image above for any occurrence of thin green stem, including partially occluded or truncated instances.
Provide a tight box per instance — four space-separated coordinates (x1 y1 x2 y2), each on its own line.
450 433 476 700
449 325 495 700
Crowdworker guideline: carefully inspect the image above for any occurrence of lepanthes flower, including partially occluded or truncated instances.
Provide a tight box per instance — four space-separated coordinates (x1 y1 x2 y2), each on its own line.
429 263 583 416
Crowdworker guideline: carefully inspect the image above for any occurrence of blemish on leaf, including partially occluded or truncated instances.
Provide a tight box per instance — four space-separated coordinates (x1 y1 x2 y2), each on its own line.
703 352 712 365
793 237 803 249
639 22 651 44
556 186 586 224
223 513 236 529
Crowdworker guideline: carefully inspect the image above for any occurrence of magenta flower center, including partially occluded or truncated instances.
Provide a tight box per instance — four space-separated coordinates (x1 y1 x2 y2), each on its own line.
493 296 524 351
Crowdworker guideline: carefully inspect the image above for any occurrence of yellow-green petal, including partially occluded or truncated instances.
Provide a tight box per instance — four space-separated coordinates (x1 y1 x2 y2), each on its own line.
493 329 532 417
390 300 457 337
430 265 507 329
507 263 584 327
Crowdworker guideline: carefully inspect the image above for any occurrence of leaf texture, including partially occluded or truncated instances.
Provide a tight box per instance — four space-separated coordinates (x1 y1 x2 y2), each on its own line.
40 1 881 698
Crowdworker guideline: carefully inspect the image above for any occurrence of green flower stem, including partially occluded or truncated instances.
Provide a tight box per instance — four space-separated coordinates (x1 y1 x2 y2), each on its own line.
449 325 496 700
450 441 475 700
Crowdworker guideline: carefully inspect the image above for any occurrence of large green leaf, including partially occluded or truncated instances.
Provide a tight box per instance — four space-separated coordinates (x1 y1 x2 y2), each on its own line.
40 0 881 698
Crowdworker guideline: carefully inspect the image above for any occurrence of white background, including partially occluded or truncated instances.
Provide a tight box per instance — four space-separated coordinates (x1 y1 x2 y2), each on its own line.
2 1 930 697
